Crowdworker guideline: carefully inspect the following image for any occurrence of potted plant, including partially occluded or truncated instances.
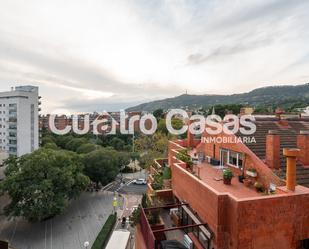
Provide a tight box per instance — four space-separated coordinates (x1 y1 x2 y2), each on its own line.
176 150 194 171
246 168 257 177
254 181 264 192
238 174 245 183
223 168 234 185
162 167 172 189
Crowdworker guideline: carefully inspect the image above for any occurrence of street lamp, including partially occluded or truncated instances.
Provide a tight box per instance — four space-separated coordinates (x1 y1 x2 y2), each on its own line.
84 241 89 249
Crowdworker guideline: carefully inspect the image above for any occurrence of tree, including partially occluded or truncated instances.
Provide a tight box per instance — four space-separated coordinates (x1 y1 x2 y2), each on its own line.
118 152 131 168
109 137 125 151
157 118 184 138
153 109 164 119
76 143 98 154
82 148 121 185
0 149 89 222
54 134 74 149
208 104 244 118
43 142 58 150
41 135 56 146
135 133 168 168
65 138 88 151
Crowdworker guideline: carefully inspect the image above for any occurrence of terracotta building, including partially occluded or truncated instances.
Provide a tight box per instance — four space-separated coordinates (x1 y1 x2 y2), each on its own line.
135 118 309 249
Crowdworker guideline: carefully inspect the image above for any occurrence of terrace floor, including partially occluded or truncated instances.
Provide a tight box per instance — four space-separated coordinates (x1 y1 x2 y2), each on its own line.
160 210 185 242
192 162 264 199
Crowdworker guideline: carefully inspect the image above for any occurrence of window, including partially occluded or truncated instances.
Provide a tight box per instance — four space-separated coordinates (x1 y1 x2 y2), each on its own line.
229 151 238 166
220 148 244 169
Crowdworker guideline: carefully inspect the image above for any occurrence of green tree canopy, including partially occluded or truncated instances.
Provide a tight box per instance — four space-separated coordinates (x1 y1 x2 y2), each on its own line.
82 148 124 185
65 138 88 151
134 133 168 168
153 109 164 119
76 143 99 154
109 137 125 151
0 149 89 222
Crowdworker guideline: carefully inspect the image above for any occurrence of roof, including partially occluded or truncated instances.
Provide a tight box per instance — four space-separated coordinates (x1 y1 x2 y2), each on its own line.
237 120 309 187
105 230 130 249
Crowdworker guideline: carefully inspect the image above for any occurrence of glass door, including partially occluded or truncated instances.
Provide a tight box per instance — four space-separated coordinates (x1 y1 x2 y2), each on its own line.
220 149 228 168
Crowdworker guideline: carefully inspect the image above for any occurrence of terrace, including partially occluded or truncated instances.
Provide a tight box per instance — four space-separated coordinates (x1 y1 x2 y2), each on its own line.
169 140 288 200
139 203 212 249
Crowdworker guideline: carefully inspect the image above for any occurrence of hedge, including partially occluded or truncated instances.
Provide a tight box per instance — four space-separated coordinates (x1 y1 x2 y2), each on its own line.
91 213 117 249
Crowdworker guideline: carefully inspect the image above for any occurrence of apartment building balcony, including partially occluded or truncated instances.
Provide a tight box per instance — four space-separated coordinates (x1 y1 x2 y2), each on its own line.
8 134 17 139
8 143 17 148
8 112 17 118
8 126 17 132
8 118 17 123
8 104 17 111
137 203 212 249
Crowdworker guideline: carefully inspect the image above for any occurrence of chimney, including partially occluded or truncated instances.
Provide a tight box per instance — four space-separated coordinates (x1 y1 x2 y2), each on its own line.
187 120 194 148
297 130 309 166
283 148 300 191
266 130 281 169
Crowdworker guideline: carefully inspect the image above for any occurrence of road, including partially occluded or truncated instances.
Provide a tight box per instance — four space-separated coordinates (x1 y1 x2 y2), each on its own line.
105 177 147 195
0 192 117 249
0 172 146 249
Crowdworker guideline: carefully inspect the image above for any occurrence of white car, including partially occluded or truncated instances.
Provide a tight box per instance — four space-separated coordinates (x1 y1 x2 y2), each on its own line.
133 178 147 185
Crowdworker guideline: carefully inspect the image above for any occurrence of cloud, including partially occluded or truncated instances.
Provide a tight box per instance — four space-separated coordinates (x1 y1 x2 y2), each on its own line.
0 0 309 113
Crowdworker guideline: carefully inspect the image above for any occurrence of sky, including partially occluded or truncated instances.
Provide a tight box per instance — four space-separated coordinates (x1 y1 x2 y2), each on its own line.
0 0 309 114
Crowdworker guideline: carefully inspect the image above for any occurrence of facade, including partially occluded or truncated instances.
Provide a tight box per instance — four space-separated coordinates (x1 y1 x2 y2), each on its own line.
135 118 309 249
0 86 39 157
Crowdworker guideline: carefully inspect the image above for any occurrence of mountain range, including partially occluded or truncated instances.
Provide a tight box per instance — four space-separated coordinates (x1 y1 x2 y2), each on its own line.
126 83 309 112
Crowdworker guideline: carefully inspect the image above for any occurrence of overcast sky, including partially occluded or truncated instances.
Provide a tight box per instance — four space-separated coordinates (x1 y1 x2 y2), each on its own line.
0 0 309 113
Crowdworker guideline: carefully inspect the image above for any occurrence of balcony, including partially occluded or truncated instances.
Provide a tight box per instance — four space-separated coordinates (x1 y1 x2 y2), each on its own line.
8 136 17 141
8 104 17 110
149 159 171 189
8 143 17 148
138 203 212 249
8 112 17 118
8 126 17 132
8 118 17 123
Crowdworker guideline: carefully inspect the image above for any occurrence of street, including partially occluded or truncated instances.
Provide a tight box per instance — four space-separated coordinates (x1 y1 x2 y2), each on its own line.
0 173 147 249
0 192 116 249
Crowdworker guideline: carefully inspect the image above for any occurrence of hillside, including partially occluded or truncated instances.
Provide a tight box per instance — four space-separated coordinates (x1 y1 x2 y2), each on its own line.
126 83 309 112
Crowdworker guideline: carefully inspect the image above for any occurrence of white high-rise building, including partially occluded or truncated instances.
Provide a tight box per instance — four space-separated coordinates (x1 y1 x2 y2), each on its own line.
0 85 40 157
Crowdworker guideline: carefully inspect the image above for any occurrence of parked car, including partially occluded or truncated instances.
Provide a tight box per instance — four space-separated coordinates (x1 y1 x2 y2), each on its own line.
133 178 147 185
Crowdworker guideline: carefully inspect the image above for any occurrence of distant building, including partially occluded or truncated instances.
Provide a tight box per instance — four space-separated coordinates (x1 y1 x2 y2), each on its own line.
240 107 254 115
0 86 40 156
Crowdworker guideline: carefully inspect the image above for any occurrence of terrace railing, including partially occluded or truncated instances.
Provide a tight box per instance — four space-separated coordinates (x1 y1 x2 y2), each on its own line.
140 208 156 249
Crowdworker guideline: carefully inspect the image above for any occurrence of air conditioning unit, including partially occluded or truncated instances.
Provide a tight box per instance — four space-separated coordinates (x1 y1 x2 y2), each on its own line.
183 234 193 249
